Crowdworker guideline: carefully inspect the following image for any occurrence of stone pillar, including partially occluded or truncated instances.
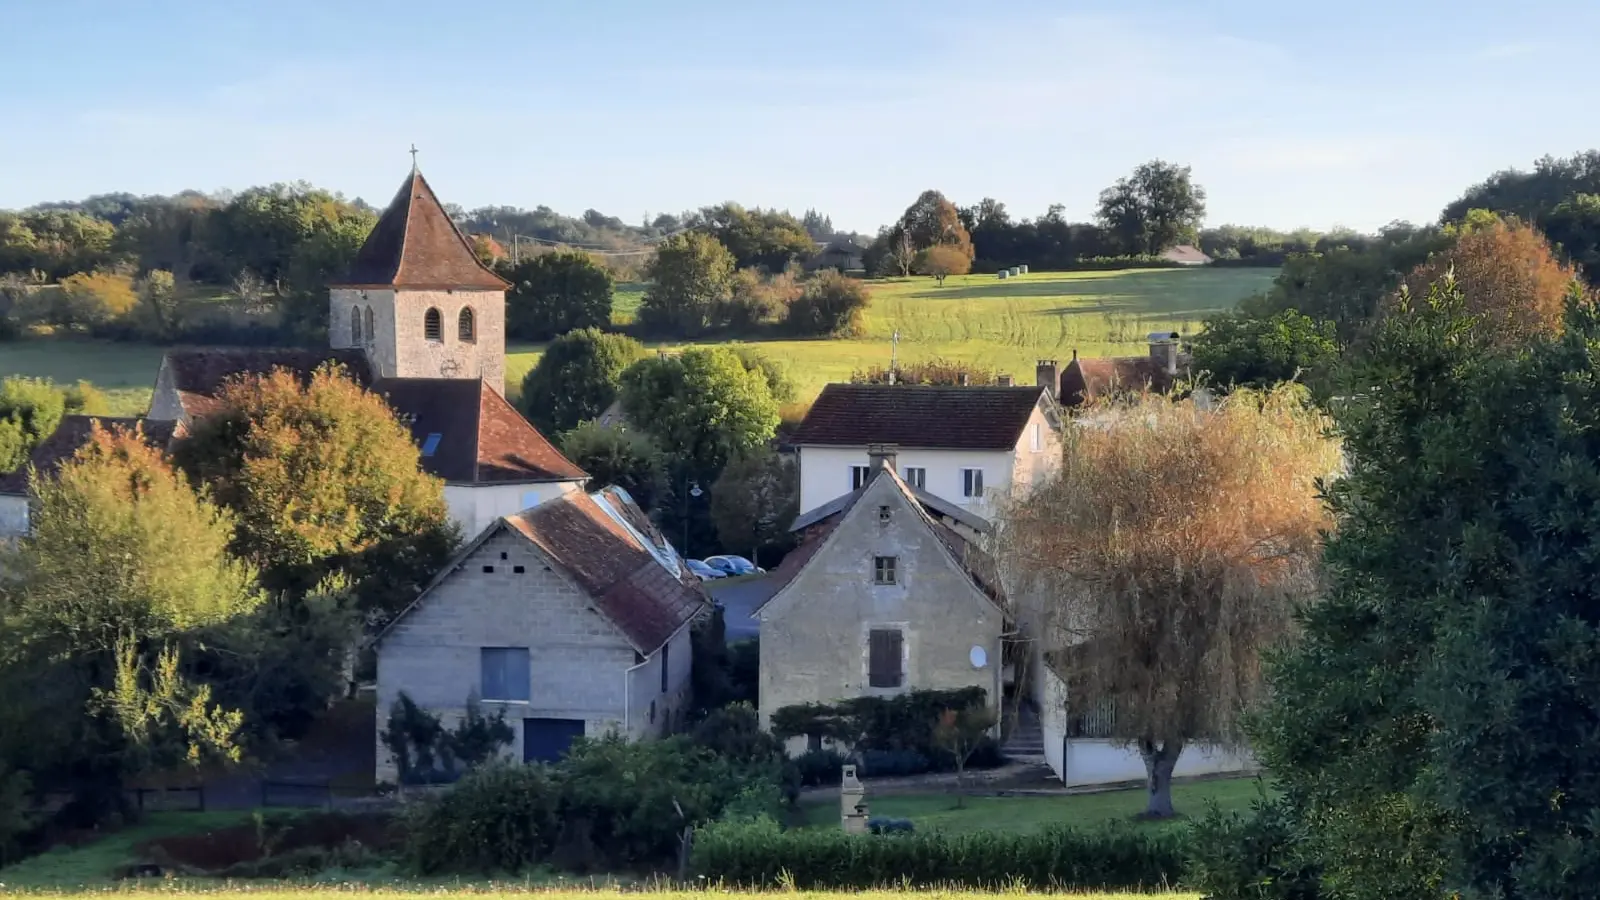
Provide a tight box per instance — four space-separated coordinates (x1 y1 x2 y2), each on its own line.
840 764 869 834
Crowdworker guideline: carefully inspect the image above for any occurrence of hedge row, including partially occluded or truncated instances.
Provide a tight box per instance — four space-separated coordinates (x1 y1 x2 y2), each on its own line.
689 816 1188 890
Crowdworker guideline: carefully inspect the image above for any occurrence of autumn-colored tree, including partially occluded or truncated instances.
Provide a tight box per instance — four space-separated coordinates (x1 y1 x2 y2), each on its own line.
888 190 975 275
172 364 459 623
999 386 1338 818
1391 214 1577 347
912 243 972 286
0 425 260 816
56 271 139 328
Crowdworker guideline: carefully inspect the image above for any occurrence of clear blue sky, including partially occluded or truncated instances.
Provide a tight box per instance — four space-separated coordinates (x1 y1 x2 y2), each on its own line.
5 0 1597 232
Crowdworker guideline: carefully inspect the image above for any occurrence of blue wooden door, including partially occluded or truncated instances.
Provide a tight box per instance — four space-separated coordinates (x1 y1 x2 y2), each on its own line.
522 717 584 762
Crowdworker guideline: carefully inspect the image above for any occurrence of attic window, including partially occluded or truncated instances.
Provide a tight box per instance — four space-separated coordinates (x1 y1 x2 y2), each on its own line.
424 307 442 341
513 565 525 574
421 433 442 457
878 505 891 523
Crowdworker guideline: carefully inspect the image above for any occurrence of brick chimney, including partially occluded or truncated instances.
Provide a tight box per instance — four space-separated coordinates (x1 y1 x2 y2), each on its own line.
867 443 899 475
997 374 1014 386
1148 332 1180 375
1035 359 1058 399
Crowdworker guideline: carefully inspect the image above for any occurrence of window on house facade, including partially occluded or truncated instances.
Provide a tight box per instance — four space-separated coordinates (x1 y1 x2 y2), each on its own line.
660 641 670 694
903 467 926 489
424 307 443 341
850 465 871 490
459 307 476 342
873 555 898 585
351 307 362 344
480 647 530 701
868 628 904 688
1031 422 1043 452
962 468 985 498
364 306 375 342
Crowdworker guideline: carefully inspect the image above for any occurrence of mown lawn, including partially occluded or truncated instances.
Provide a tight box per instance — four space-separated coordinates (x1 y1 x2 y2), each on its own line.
0 811 256 889
795 777 1263 836
0 268 1275 416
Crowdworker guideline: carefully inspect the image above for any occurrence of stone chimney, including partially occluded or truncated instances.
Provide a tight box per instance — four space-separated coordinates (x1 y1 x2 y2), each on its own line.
867 443 899 475
1148 331 1180 375
958 372 970 386
997 373 1014 386
1035 359 1058 399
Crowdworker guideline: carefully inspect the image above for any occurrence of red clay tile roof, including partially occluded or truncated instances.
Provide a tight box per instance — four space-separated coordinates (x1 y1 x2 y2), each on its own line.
506 492 706 652
374 378 586 484
790 383 1047 450
0 416 181 495
1058 354 1182 407
331 170 510 291
164 349 373 418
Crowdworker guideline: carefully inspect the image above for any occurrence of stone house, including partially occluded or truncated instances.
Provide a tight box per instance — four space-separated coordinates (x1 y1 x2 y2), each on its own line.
1053 332 1190 409
754 448 1009 750
374 485 709 781
141 166 589 537
789 383 1062 519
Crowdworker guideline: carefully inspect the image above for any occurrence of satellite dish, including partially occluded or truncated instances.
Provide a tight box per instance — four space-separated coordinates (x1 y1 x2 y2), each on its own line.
969 645 987 669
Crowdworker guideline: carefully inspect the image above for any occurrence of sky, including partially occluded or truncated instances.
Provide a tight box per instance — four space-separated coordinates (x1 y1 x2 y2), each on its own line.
3 0 1598 233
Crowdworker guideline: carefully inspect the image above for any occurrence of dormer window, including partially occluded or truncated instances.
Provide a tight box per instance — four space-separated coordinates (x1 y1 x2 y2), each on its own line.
424 307 442 342
459 307 476 343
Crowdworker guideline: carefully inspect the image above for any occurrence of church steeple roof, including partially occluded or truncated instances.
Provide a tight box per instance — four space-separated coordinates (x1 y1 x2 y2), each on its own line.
332 169 510 291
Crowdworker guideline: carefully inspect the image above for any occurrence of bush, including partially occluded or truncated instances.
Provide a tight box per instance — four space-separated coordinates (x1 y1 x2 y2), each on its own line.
785 269 868 337
690 816 1188 889
404 762 561 874
792 748 850 786
770 688 1004 776
1185 795 1321 900
380 693 513 785
689 703 784 765
503 251 615 341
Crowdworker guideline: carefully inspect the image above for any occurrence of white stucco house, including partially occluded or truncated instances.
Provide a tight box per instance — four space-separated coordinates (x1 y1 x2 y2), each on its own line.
788 380 1063 519
374 485 710 782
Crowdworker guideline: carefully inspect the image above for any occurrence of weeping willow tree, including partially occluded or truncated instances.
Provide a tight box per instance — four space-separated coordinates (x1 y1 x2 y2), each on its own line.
999 385 1339 817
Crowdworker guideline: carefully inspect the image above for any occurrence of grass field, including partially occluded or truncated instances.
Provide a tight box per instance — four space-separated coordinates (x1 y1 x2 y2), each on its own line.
795 777 1262 835
0 268 1275 417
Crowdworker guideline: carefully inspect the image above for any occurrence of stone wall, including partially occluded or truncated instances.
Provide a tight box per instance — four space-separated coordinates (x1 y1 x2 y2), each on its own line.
757 472 1005 738
331 287 506 390
375 527 635 782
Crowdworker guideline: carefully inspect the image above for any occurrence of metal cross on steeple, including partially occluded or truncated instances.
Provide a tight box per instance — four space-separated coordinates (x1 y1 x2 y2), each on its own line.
409 144 419 170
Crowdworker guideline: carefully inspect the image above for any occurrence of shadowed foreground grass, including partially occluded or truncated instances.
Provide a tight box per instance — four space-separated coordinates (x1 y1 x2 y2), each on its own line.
0 883 1203 890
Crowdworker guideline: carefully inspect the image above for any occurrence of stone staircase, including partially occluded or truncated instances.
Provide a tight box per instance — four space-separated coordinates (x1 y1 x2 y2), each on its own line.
1002 702 1047 767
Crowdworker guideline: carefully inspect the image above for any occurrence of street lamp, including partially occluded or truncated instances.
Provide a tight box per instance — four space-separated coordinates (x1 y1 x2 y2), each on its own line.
682 478 703 557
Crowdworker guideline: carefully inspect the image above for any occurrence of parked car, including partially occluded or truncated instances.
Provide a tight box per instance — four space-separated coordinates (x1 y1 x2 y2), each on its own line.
685 559 726 580
705 555 761 576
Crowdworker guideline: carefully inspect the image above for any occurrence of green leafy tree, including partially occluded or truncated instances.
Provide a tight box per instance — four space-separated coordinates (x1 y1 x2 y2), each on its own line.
1190 309 1341 396
172 364 459 622
519 328 647 434
278 211 377 343
1542 192 1600 283
1442 149 1600 224
933 704 999 805
638 232 736 335
0 425 260 817
691 203 817 272
886 190 974 276
503 250 615 341
1095 160 1208 256
0 377 107 473
1250 277 1600 900
709 448 798 564
138 269 179 340
785 269 869 337
729 347 797 404
560 422 667 512
618 347 780 482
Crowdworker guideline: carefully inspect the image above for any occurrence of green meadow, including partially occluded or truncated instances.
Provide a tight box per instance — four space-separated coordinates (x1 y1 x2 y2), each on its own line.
0 268 1275 416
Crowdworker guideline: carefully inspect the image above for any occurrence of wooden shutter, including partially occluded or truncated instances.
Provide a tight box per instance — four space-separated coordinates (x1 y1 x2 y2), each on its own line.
869 629 903 688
